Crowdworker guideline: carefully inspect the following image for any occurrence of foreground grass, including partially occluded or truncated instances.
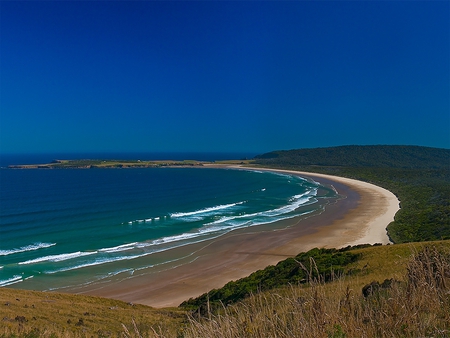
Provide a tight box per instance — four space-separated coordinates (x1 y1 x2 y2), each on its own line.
184 243 450 338
0 290 185 337
1 241 449 337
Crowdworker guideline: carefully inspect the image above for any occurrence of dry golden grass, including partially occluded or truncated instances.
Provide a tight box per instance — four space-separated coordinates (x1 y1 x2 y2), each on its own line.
1 241 449 337
331 242 436 295
184 243 450 338
0 289 185 337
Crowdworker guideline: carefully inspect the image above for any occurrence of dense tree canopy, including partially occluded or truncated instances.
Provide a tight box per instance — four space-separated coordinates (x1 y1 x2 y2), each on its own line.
254 145 450 243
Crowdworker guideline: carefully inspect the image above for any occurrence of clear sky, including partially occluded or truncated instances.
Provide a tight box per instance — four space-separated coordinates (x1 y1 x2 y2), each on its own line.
1 1 449 154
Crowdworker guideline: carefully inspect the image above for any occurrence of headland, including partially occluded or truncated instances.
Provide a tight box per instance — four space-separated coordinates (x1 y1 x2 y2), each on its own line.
7 159 207 169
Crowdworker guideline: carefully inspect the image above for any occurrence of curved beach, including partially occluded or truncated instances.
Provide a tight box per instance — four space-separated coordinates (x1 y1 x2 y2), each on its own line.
78 167 400 308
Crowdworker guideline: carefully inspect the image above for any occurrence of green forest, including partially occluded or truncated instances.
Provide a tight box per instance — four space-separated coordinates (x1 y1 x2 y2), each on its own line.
253 145 450 243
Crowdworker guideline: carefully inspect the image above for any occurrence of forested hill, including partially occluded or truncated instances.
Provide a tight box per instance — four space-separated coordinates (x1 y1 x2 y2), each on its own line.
253 145 450 243
255 145 449 169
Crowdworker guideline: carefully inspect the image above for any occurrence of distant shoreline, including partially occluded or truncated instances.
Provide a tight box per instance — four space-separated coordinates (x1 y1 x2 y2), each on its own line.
70 165 399 308
7 159 216 169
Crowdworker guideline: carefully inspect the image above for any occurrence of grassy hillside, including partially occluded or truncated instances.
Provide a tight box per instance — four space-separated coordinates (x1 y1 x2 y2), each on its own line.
184 241 450 338
180 241 450 313
254 145 450 243
2 241 449 337
0 289 185 337
181 246 365 313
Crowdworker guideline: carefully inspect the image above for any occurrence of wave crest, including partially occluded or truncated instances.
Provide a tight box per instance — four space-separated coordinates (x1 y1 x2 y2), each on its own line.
0 242 56 256
19 251 97 265
170 202 245 218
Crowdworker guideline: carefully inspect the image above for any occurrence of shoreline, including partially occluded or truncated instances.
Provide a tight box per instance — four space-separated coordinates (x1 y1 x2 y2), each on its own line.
239 166 399 247
72 166 399 308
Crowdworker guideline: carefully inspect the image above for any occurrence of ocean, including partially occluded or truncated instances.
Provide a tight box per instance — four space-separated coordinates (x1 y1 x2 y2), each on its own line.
0 153 338 292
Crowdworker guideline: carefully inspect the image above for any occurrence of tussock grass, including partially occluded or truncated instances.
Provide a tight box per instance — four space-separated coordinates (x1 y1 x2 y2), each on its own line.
184 244 450 338
0 289 185 337
2 242 449 337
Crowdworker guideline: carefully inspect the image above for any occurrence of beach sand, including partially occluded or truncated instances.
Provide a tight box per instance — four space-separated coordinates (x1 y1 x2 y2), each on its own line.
77 167 399 308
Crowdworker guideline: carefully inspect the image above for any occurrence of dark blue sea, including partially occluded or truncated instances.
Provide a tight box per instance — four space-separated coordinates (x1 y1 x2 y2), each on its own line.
0 153 337 291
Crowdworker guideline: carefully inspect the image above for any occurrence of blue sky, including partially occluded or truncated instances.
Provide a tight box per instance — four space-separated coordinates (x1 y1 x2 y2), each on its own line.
1 1 449 154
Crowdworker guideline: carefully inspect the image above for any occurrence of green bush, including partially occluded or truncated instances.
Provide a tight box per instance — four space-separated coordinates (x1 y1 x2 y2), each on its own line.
180 247 361 313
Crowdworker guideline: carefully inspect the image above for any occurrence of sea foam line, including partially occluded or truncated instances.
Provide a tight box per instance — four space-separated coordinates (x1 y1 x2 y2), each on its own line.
98 242 138 253
205 189 318 226
0 242 56 256
45 256 137 274
50 236 222 275
45 231 231 275
170 202 245 218
0 275 23 287
18 190 319 273
19 251 98 265
139 191 318 247
41 201 319 276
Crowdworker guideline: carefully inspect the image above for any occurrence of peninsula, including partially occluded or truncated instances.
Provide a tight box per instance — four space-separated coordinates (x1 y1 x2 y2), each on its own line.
7 159 210 169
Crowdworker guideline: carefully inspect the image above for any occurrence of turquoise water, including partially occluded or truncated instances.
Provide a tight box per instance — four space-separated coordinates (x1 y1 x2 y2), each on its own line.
0 158 338 291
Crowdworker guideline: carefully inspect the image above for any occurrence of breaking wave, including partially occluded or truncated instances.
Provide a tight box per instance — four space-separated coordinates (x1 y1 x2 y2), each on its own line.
170 202 245 218
0 242 56 256
0 167 337 291
19 251 97 265
0 275 23 287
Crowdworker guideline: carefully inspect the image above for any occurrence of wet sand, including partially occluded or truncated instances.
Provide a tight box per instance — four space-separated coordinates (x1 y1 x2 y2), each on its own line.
76 167 399 308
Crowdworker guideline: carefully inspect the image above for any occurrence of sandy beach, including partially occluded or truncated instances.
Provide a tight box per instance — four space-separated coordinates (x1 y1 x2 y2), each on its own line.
77 167 400 308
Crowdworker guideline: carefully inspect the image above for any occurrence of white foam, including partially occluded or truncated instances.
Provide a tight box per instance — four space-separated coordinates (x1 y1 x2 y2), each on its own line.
13 188 321 278
170 202 244 218
151 231 212 245
205 189 317 227
19 251 98 265
0 242 56 256
0 275 23 287
45 256 135 274
47 206 324 275
45 247 182 274
270 172 295 179
107 268 134 277
98 242 138 253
